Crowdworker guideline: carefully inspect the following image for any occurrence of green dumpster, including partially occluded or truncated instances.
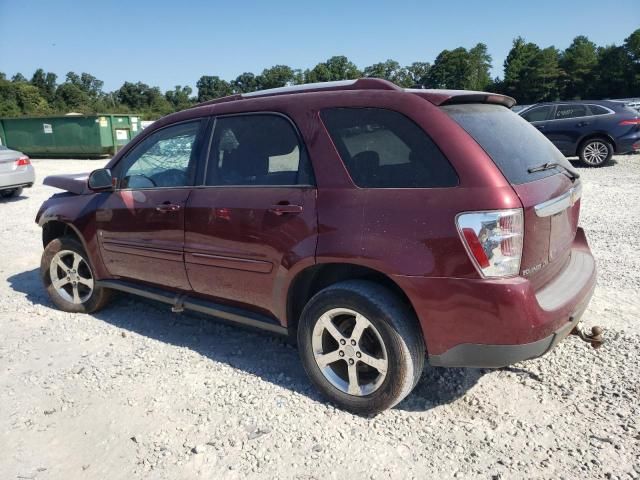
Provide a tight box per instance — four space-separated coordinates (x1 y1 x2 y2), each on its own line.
0 114 143 158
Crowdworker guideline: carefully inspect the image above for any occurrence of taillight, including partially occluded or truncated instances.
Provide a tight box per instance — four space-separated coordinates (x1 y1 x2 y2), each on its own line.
456 209 524 278
15 156 30 166
619 118 640 126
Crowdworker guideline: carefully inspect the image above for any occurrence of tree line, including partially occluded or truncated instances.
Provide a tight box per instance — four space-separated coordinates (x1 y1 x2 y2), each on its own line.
1 29 638 119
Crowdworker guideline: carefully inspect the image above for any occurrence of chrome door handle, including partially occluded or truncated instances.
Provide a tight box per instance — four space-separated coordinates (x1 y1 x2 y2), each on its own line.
156 203 181 212
269 204 303 215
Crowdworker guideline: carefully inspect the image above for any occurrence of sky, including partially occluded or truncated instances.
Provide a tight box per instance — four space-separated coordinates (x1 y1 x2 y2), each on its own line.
1 0 638 93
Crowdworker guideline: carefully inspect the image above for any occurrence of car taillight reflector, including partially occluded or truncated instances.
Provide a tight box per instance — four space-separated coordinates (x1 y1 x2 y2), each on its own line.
619 118 640 125
15 156 30 166
461 228 490 268
456 209 524 278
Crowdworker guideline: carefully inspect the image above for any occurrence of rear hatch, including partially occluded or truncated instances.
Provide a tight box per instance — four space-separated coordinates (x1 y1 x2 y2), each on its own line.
442 103 581 289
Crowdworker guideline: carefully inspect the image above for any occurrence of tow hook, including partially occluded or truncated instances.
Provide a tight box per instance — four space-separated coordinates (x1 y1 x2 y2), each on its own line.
570 325 604 349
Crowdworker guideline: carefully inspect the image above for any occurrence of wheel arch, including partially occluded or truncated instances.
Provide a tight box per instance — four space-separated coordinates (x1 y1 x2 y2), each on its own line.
577 132 617 155
42 220 85 249
286 262 423 340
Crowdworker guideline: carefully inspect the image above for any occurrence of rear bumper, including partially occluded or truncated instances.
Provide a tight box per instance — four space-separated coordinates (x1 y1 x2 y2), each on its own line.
0 166 35 190
428 284 592 367
393 227 597 368
615 131 640 153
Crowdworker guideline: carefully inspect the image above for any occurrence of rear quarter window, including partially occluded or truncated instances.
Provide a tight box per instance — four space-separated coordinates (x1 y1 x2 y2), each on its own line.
588 104 611 115
442 103 574 185
320 108 458 188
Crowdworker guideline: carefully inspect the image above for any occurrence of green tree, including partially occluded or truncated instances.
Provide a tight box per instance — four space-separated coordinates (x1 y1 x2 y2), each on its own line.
467 43 492 90
30 69 58 103
560 35 598 99
11 73 27 83
0 78 21 116
525 47 562 102
116 81 172 115
196 75 232 102
65 71 104 98
231 72 258 93
426 48 472 89
502 37 540 100
591 45 634 98
55 82 90 111
623 28 640 93
256 65 295 90
165 85 193 110
305 56 361 83
405 62 431 87
363 59 407 84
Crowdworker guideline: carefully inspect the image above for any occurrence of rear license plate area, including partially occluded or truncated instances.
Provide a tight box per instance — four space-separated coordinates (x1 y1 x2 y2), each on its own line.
549 209 574 260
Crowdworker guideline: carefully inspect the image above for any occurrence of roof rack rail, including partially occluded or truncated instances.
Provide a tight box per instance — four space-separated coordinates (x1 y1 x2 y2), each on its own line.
194 78 400 108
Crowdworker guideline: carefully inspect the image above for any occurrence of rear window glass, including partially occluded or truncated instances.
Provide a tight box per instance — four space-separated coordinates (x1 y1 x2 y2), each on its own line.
442 103 574 185
321 108 458 188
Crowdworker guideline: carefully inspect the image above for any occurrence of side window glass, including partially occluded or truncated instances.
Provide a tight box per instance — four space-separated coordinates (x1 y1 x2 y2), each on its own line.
521 106 552 122
118 121 201 189
320 107 458 188
555 105 587 119
588 105 609 116
206 115 312 186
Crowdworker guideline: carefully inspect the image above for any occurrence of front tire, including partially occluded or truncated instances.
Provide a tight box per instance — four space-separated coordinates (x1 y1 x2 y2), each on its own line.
578 138 613 167
41 236 112 313
297 280 425 415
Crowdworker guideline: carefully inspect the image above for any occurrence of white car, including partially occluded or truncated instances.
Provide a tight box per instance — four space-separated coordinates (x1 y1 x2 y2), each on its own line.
0 146 35 198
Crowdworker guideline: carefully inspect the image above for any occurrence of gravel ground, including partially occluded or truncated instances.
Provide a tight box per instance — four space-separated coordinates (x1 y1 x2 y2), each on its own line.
1 155 639 480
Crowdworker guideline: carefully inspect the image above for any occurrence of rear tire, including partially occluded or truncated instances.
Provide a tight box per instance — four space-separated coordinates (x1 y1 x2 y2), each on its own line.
297 280 425 415
578 138 613 167
41 236 112 313
1 187 23 198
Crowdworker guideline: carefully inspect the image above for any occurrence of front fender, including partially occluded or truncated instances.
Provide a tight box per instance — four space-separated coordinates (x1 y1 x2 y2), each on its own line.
37 193 110 280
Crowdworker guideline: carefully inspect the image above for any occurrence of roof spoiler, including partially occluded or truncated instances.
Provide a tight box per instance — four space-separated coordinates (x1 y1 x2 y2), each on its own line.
407 89 517 108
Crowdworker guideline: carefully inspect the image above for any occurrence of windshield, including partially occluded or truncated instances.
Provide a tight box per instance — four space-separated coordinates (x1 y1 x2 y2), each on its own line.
442 103 577 185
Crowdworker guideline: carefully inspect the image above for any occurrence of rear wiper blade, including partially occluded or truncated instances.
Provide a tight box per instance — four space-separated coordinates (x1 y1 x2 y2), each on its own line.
528 162 580 181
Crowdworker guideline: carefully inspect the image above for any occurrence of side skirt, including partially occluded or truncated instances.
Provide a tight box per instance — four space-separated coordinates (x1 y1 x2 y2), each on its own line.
96 279 288 335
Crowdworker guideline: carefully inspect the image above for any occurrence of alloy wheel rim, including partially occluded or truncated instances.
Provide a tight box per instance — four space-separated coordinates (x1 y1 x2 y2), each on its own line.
311 308 388 396
49 250 94 304
583 142 608 165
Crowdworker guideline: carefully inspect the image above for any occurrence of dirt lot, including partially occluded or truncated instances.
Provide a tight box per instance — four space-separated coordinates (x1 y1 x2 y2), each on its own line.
1 155 639 480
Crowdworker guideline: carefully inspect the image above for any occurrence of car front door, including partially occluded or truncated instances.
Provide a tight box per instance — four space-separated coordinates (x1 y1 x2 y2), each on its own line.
543 104 590 154
95 119 206 290
184 113 317 319
520 105 554 138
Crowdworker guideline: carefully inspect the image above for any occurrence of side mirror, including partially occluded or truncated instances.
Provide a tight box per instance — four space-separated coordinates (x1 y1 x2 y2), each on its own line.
88 168 114 191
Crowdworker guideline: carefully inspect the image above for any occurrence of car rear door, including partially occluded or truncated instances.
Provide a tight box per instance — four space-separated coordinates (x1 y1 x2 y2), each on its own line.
543 104 590 154
184 113 317 318
95 119 206 290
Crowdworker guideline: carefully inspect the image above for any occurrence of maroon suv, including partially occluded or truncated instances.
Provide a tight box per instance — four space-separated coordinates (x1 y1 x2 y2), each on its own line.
37 79 597 414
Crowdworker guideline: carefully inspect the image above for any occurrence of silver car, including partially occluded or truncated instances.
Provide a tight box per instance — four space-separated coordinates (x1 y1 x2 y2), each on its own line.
0 146 35 198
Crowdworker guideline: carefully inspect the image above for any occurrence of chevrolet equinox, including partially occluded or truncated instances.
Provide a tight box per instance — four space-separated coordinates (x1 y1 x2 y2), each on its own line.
37 79 597 414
